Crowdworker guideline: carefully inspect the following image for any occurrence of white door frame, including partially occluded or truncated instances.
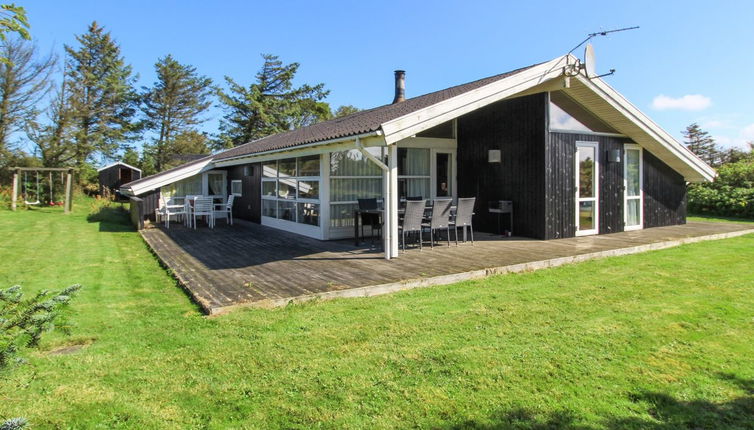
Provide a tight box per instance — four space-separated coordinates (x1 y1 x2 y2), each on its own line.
623 143 644 231
575 141 599 236
430 148 456 201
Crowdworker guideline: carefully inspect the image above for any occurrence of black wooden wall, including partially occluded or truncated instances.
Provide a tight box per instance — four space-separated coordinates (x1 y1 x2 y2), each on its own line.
643 151 687 227
99 165 141 195
457 93 548 238
225 163 262 223
545 132 632 239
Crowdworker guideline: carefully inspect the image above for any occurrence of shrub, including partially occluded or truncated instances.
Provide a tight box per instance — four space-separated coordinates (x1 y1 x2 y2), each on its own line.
688 159 754 218
0 284 81 371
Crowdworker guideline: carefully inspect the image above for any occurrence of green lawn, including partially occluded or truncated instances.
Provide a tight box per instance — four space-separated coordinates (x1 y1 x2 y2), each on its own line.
1 198 754 429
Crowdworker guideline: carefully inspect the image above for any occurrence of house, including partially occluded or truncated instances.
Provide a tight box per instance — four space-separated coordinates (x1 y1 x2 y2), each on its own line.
98 161 141 197
120 54 715 260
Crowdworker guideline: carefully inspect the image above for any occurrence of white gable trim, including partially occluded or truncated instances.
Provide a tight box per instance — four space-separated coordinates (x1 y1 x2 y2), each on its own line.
97 161 142 173
380 56 571 144
573 74 715 182
120 158 213 196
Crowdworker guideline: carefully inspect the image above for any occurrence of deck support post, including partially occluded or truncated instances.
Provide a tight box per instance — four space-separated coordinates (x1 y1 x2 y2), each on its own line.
388 145 399 258
11 169 18 211
383 166 392 259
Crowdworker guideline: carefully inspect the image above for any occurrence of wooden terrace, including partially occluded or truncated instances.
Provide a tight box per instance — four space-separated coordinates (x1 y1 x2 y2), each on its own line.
140 221 754 314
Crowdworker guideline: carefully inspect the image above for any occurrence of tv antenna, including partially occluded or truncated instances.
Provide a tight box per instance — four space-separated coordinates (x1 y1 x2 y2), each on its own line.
564 26 639 79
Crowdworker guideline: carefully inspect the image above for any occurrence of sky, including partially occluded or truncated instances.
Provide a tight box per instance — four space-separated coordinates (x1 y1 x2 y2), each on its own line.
19 0 754 155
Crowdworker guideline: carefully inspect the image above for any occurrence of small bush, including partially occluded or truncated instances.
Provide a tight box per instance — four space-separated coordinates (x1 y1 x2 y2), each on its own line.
689 159 754 218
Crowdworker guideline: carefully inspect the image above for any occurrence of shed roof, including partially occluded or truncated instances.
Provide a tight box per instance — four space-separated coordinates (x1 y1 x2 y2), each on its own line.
97 161 142 173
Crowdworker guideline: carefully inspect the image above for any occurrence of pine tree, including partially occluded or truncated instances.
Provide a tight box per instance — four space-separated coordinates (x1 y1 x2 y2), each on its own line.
683 123 720 167
141 55 213 171
64 22 139 168
0 37 55 157
216 54 329 148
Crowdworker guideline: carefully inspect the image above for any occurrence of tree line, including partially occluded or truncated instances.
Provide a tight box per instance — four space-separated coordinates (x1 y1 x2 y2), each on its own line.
0 20 360 184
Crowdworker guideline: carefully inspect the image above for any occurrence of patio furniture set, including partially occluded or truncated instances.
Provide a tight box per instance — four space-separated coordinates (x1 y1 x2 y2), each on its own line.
156 195 235 229
354 197 477 250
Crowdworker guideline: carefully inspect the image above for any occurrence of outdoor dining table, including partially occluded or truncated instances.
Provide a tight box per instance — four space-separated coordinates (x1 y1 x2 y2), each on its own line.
353 205 458 246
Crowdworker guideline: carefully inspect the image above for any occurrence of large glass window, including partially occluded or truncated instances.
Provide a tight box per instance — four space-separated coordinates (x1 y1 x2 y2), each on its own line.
261 156 321 226
162 175 202 198
398 148 430 200
329 148 385 228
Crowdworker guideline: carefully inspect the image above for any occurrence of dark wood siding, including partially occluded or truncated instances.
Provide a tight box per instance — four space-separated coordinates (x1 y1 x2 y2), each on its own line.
643 151 687 228
546 132 632 238
225 163 261 223
457 93 548 238
98 164 141 195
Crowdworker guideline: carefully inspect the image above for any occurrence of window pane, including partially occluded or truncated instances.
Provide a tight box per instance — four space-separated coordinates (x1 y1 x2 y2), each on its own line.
298 155 320 176
578 147 595 198
297 180 319 200
626 198 641 227
208 173 224 196
626 149 640 197
330 149 384 176
330 203 358 228
278 178 296 199
278 201 296 221
579 201 595 231
398 148 430 176
399 178 430 200
331 178 382 202
262 180 276 197
262 199 277 218
298 203 320 226
231 180 242 196
262 161 277 178
278 158 296 177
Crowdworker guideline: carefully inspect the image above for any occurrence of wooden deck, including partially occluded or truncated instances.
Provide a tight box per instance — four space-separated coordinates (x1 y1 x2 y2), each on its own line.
140 221 754 314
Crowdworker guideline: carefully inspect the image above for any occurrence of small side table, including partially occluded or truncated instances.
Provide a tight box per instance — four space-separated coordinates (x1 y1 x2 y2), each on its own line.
488 200 513 236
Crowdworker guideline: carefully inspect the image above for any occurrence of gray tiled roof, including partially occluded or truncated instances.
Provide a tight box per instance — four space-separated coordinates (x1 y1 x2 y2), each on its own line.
123 63 538 190
214 63 538 160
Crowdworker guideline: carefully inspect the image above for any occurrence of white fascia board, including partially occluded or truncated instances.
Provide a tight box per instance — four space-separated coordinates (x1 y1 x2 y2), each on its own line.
380 56 572 144
97 161 142 173
126 158 214 195
576 74 715 182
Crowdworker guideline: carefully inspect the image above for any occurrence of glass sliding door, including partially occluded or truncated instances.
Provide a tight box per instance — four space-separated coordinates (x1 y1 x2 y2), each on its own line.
624 144 643 231
575 142 599 236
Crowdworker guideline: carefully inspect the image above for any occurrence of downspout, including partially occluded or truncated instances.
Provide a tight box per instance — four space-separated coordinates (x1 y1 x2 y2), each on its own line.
355 137 393 260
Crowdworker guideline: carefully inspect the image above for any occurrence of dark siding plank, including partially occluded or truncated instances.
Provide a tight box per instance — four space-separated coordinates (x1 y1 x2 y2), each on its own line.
456 93 548 239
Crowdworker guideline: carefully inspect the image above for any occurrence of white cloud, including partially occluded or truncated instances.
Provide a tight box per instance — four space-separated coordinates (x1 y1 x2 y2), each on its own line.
651 94 711 111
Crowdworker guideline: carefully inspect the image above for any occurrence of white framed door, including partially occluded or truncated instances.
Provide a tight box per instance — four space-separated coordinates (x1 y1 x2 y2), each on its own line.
575 141 599 236
623 144 643 231
430 149 456 200
203 170 227 199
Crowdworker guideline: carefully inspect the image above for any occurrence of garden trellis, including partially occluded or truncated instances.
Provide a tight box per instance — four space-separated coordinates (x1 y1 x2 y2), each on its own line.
10 167 76 213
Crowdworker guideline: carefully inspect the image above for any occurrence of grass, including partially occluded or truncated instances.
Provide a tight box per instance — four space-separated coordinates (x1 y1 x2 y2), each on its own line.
1 197 753 429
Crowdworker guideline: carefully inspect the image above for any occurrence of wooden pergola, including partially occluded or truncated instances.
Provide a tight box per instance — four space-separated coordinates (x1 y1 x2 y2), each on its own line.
10 167 76 213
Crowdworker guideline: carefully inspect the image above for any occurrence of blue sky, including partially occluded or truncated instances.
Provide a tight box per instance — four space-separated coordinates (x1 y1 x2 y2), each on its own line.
21 0 754 153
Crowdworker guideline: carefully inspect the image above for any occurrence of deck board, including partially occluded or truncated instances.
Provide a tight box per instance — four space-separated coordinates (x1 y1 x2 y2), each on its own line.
140 221 754 314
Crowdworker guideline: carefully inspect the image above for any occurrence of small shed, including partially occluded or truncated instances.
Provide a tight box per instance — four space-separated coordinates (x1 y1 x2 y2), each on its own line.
98 162 141 197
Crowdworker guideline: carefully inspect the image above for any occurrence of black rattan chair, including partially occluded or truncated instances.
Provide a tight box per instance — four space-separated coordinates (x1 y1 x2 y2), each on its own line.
357 198 381 244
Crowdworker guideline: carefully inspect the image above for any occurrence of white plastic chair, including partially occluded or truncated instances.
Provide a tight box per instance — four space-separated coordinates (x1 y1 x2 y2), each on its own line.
192 197 214 229
214 195 235 225
159 196 186 229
